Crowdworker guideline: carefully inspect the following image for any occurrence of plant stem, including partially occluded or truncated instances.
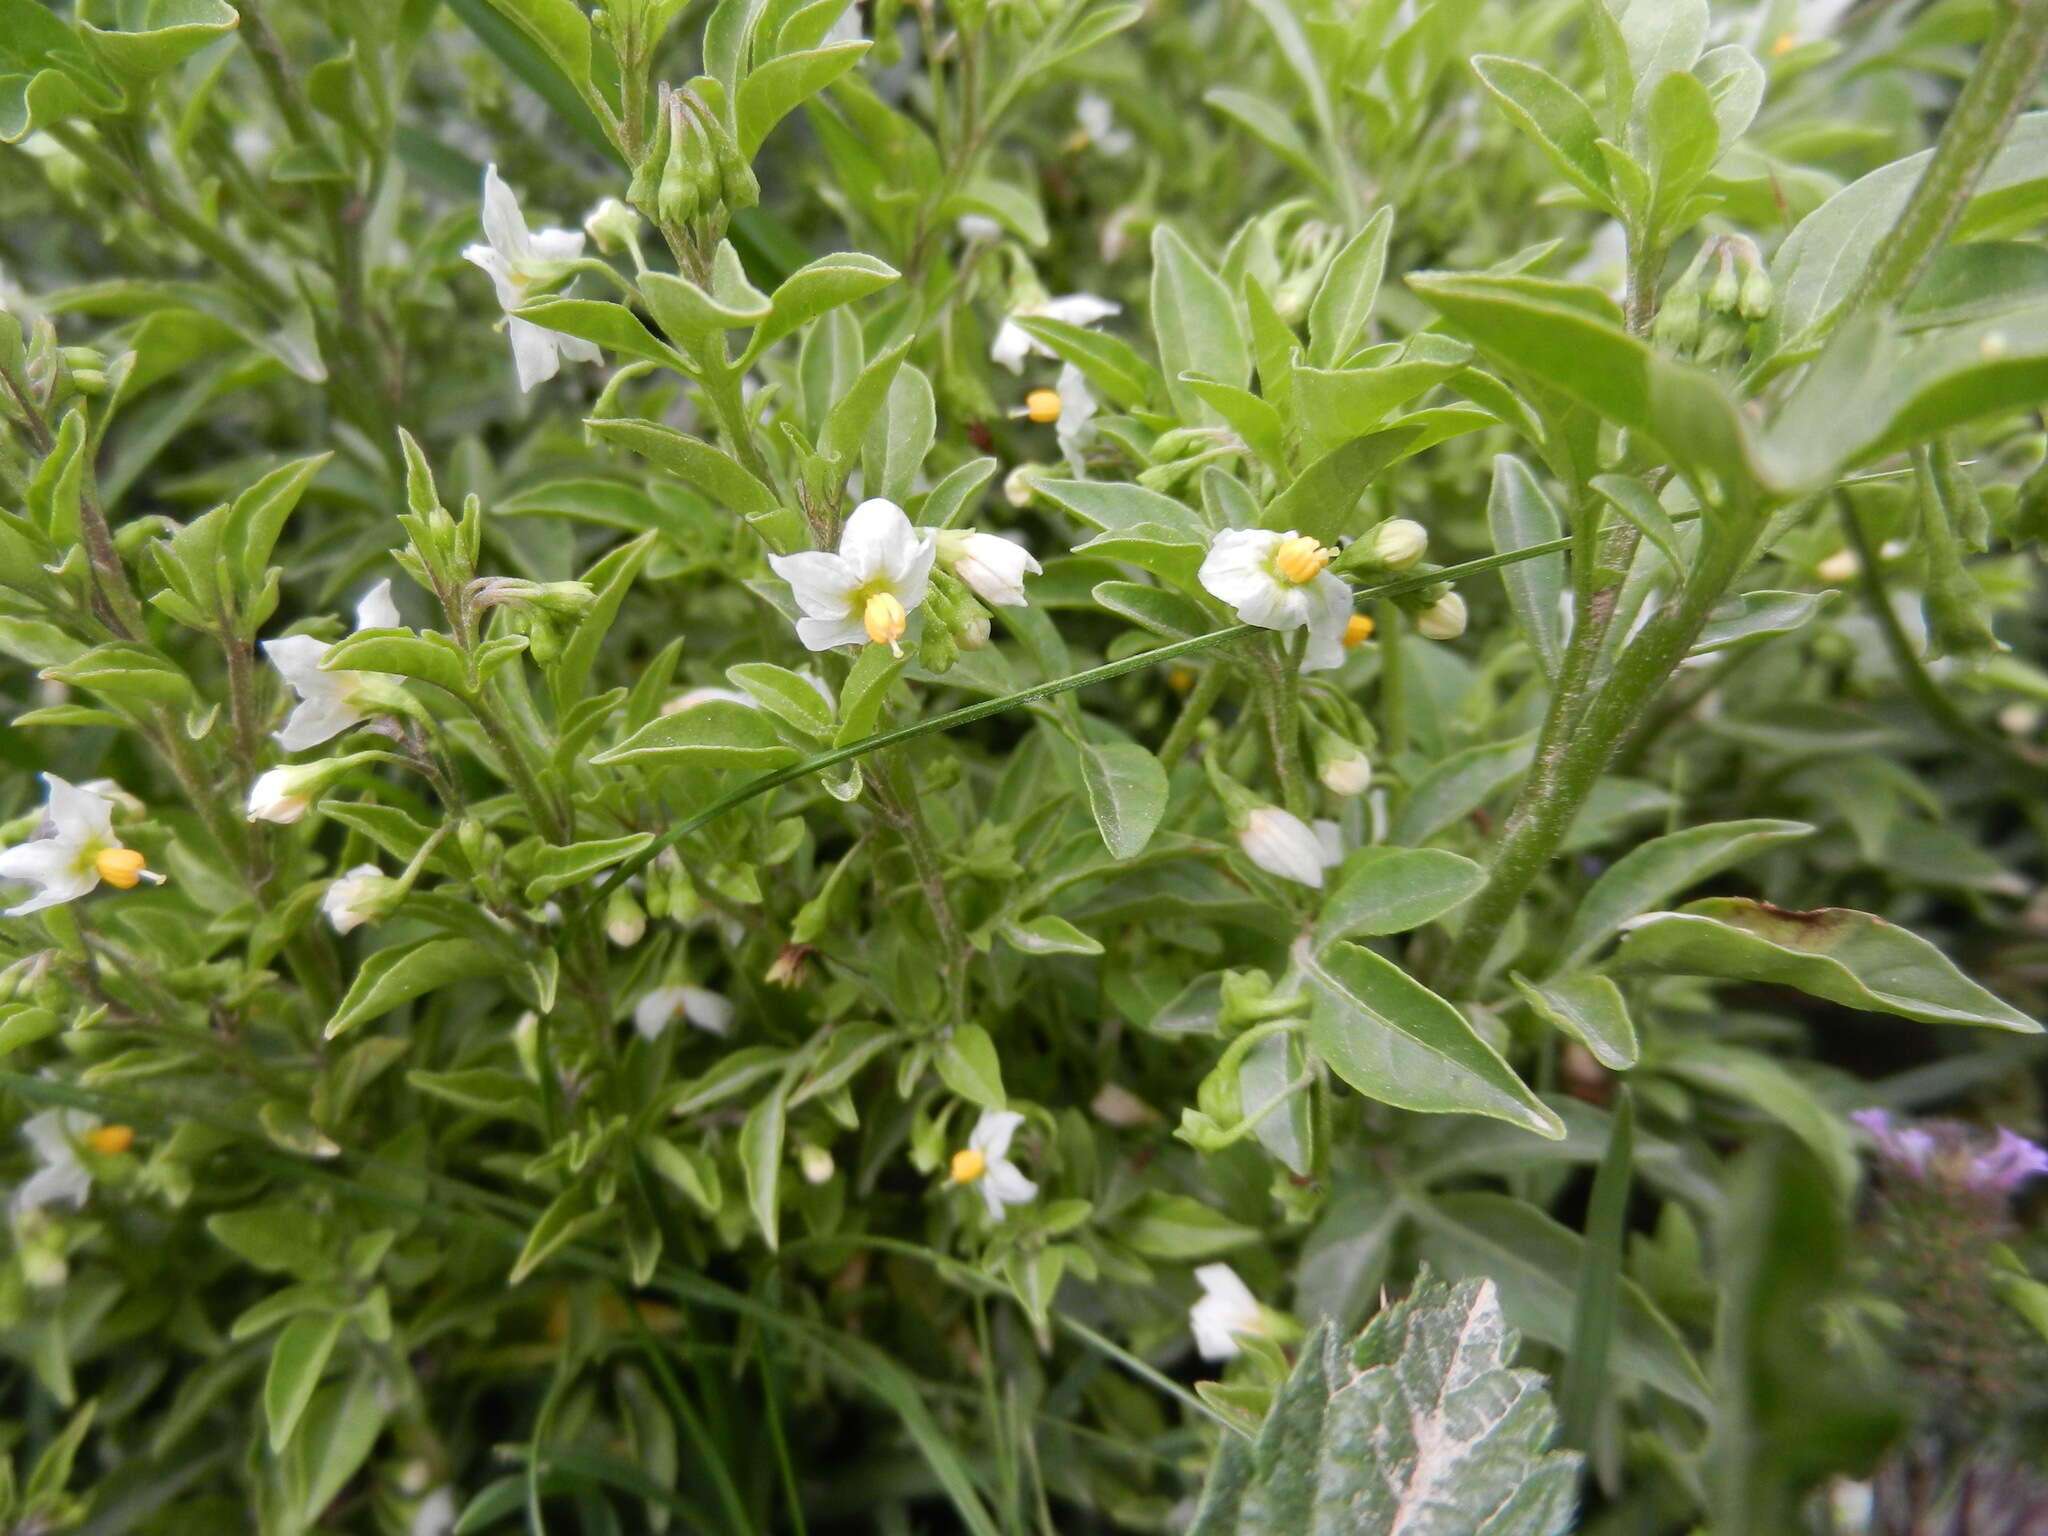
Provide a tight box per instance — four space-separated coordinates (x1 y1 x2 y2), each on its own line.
874 758 969 1023
1157 663 1226 770
1848 0 2048 318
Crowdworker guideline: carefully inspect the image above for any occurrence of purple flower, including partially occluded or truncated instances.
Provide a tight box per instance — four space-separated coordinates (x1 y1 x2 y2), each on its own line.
1968 1128 2048 1193
1852 1109 1937 1178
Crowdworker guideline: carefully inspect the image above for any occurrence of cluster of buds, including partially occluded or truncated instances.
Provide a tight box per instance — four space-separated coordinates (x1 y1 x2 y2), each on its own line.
629 83 758 234
1653 234 1773 362
466 576 596 663
0 302 121 449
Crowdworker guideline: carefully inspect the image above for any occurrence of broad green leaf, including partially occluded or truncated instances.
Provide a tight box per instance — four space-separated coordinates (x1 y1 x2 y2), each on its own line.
323 628 469 696
523 833 654 903
1036 477 1211 542
1618 0 1706 95
514 297 688 370
1306 208 1393 369
1203 87 1328 191
727 661 834 737
833 639 906 744
1115 1192 1261 1259
79 0 237 83
1513 972 1639 1070
1151 224 1250 424
740 1086 787 1249
1693 43 1763 147
1188 1275 1580 1536
737 40 868 157
1091 579 1213 641
935 1023 1005 1108
325 938 502 1040
1472 55 1612 207
1290 340 1469 457
1389 733 1535 846
1645 69 1719 229
819 336 911 465
477 0 593 93
1662 1042 1858 1196
1074 737 1167 859
1554 818 1814 972
264 1312 346 1454
1618 898 2041 1032
863 362 935 504
593 699 803 770
740 251 899 364
942 175 1048 248
1486 455 1567 682
1690 589 1836 655
640 265 770 351
1240 1029 1313 1176
1260 425 1426 544
1410 1193 1710 1411
585 418 782 516
1012 317 1160 410
1299 938 1562 1137
996 914 1104 956
1184 375 1287 467
1314 847 1485 947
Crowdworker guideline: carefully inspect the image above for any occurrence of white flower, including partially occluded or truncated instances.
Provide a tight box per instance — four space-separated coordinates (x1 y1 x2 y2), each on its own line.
1190 1263 1262 1361
1815 549 1860 583
956 214 1004 244
1319 751 1372 798
634 985 734 1040
1371 518 1428 571
410 1487 458 1536
798 1144 836 1184
322 864 389 935
1415 591 1468 641
991 292 1120 374
12 1109 97 1217
462 164 602 392
1054 363 1097 475
1198 528 1353 672
1076 91 1135 156
768 498 937 654
1238 805 1339 888
263 580 402 752
940 529 1041 608
949 1107 1037 1219
0 774 161 917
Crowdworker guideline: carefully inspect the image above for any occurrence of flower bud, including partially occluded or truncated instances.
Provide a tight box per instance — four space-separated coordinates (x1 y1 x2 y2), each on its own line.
955 614 992 651
1653 288 1702 351
1237 805 1333 888
1314 728 1372 797
1414 590 1468 641
1371 518 1428 571
322 864 403 935
583 196 641 256
939 529 1041 608
798 1144 836 1185
605 885 646 947
1004 463 1046 508
1738 262 1774 321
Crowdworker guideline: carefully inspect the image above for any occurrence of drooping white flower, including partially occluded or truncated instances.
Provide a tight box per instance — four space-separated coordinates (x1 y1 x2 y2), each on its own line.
1190 1263 1262 1361
768 498 937 654
949 1107 1037 1219
462 163 602 392
1319 750 1372 798
991 292 1120 374
1237 805 1339 888
1054 363 1097 475
12 1109 97 1217
939 529 1041 608
0 774 162 917
1198 528 1353 672
1075 91 1135 156
410 1487 458 1536
634 985 734 1040
263 580 403 752
246 767 313 824
322 863 391 935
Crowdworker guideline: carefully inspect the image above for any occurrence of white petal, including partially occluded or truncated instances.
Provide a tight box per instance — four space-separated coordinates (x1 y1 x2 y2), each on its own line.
264 633 338 696
0 838 95 915
970 1107 1024 1160
462 243 525 311
1238 807 1328 888
1311 818 1345 866
891 528 938 609
275 695 363 753
526 226 586 263
23 1109 93 1161
679 987 733 1036
12 1160 92 1216
980 1159 1037 1217
634 986 688 1039
1190 1263 1260 1361
479 164 531 262
1040 293 1120 328
795 614 871 651
768 550 860 620
990 318 1034 373
837 499 919 586
41 773 114 847
1299 573 1352 673
1198 528 1281 609
507 316 564 392
355 579 401 631
954 532 1041 608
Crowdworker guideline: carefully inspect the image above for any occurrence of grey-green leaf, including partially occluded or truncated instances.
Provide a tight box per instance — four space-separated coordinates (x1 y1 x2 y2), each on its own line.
1513 971 1639 1070
1314 846 1485 947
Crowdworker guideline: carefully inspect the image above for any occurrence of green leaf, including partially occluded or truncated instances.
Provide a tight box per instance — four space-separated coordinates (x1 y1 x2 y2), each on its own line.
1645 68 1719 228
1188 1274 1580 1536
508 1185 610 1284
820 336 911 465
1314 846 1485 946
1203 87 1327 191
1151 224 1250 424
1472 55 1613 208
1618 898 2041 1032
640 265 771 350
1558 1090 1635 1451
1290 339 1470 457
324 938 503 1040
1691 589 1836 655
833 639 907 744
1486 454 1567 682
942 175 1049 248
935 1023 1005 1109
593 697 803 770
1694 43 1763 148
1388 733 1535 846
523 834 655 903
1554 818 1814 972
1075 737 1168 860
1411 1193 1710 1412
1299 938 1562 1137
1619 0 1706 92
515 298 689 370
1012 317 1160 410
863 362 935 504
77 0 236 82
1512 972 1639 1070
728 661 834 737
997 914 1104 956
1092 579 1213 641
737 39 868 156
1115 1192 1261 1259
322 628 469 695
739 251 899 365
740 1086 787 1249
1306 207 1393 368
476 0 593 95
1260 424 1429 544
585 418 782 516
1036 477 1211 543
264 1312 346 1454
1663 1043 1859 1197
1241 1029 1314 1175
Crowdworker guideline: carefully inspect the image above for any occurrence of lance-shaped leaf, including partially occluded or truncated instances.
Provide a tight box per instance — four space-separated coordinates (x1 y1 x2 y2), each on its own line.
1314 846 1485 947
1189 1273 1581 1536
1617 898 2041 1032
593 699 804 771
325 938 503 1040
1513 971 1639 1070
1297 937 1563 1138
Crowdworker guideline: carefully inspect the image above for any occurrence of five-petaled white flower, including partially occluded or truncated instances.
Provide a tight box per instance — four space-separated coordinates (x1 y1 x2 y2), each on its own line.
13 1109 94 1216
462 164 602 392
322 864 391 935
768 498 936 655
939 529 1041 609
1199 528 1355 673
263 580 402 753
0 774 162 917
633 985 734 1040
991 292 1120 374
1189 1262 1262 1361
1237 805 1341 888
949 1107 1037 1219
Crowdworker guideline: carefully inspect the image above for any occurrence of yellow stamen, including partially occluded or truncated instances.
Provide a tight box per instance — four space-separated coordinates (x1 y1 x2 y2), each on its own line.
1343 614 1375 649
1770 31 1798 57
950 1148 987 1184
1168 666 1194 693
863 591 908 652
85 1124 134 1156
1273 534 1333 584
94 847 149 890
1024 388 1062 425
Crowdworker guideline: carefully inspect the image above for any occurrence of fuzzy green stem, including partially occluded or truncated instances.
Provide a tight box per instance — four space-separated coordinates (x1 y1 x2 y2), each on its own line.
1157 663 1227 770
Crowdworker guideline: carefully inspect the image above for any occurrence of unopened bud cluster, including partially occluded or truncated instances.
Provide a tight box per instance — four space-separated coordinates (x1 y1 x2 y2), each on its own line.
630 83 759 233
